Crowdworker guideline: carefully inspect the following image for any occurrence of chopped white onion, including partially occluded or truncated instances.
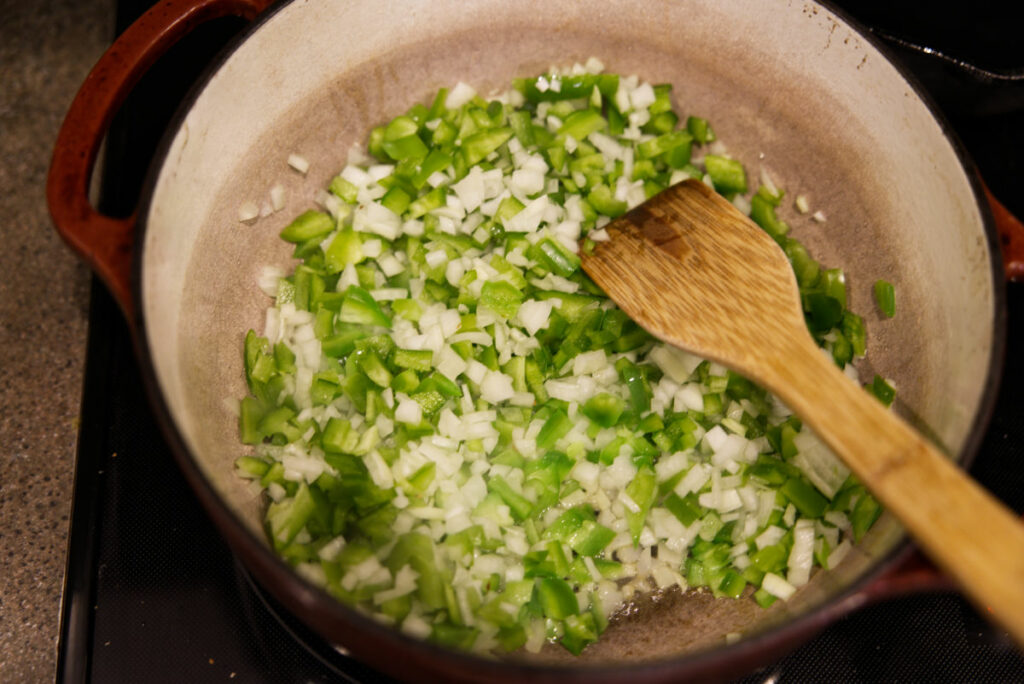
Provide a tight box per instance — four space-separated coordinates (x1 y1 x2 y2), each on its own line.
761 572 797 600
287 153 310 175
237 201 259 222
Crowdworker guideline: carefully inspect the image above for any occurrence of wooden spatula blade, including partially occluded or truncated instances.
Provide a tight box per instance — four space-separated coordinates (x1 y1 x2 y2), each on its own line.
581 179 806 376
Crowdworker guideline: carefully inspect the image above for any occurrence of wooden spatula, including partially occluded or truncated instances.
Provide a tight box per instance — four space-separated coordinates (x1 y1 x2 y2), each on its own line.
580 178 1024 643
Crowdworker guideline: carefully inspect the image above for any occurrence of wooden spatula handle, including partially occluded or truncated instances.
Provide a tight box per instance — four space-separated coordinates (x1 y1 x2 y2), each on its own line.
768 333 1024 641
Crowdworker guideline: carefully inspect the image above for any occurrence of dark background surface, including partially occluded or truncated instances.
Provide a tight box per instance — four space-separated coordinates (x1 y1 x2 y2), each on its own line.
59 1 1024 682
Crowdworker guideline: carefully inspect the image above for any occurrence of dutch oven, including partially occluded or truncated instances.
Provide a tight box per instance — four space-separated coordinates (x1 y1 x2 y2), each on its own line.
48 0 1024 680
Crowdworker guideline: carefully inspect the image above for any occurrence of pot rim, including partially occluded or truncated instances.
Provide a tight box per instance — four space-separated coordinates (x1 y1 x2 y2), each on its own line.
127 0 1008 679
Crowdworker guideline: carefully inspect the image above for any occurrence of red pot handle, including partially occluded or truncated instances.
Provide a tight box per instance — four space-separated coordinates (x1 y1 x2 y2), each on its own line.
857 512 1024 609
46 0 274 321
985 183 1024 282
858 548 954 602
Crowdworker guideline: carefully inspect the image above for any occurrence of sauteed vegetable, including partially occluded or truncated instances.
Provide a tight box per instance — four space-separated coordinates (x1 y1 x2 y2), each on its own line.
235 61 886 655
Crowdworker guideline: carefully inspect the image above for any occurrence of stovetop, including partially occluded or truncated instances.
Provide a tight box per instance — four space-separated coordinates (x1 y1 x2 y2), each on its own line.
58 2 1024 682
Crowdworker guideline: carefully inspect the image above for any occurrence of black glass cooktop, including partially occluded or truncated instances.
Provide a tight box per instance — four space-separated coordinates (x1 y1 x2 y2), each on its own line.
58 2 1024 682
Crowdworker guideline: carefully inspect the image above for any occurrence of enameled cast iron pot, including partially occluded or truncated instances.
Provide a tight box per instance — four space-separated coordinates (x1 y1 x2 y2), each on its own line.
49 0 1024 680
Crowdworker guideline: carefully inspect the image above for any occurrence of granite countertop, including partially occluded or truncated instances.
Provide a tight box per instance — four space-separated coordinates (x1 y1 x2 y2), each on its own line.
0 0 113 680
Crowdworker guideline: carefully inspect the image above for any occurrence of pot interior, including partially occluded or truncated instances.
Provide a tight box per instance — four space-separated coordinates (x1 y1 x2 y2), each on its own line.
139 0 997 670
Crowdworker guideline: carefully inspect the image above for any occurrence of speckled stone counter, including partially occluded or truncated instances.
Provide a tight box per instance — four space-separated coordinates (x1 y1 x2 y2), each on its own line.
0 1 113 680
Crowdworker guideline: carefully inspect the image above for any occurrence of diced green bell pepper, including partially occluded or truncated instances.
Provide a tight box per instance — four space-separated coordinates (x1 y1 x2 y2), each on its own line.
704 155 747 195
280 210 334 243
